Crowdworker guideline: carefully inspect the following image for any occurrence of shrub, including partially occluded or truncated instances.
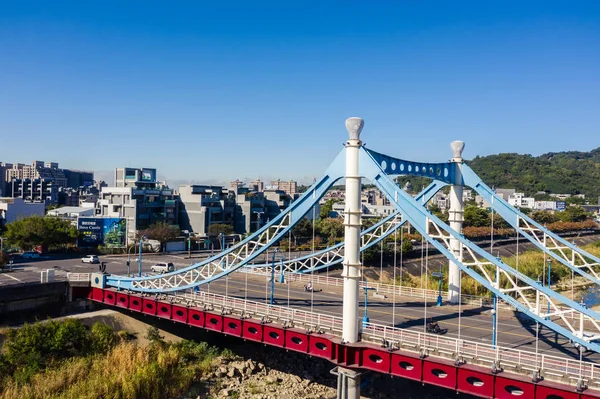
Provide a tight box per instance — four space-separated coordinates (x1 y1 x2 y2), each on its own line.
90 322 117 353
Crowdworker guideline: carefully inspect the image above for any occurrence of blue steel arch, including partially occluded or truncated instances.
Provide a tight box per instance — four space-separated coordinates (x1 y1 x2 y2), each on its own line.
365 148 459 184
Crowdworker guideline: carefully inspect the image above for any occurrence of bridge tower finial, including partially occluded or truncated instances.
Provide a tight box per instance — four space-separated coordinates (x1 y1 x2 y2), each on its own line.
450 140 465 161
345 117 364 141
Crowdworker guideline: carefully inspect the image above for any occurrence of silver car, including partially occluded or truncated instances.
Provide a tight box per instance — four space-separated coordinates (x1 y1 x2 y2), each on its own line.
81 255 100 264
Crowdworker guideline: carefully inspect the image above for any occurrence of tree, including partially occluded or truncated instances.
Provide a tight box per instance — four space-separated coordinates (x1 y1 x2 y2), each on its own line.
4 216 80 251
464 205 490 227
558 205 588 223
0 251 9 271
319 199 340 219
316 218 344 244
428 203 449 224
139 222 180 253
530 210 558 225
207 223 235 237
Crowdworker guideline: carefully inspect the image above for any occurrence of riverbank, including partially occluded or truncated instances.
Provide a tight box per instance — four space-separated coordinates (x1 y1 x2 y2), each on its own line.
0 309 477 399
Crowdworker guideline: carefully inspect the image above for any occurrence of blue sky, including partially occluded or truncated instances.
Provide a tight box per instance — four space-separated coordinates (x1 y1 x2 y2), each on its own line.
1 1 599 186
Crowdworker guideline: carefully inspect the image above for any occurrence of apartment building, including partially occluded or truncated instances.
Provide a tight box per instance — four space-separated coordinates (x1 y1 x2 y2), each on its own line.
97 167 178 239
179 185 235 236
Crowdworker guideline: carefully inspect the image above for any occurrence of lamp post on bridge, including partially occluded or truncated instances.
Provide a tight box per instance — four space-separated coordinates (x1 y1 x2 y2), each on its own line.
138 235 147 277
432 265 444 307
269 248 283 307
362 285 376 327
547 258 552 320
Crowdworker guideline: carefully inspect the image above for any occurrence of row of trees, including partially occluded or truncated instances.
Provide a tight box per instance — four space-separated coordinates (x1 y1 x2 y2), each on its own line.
2 215 80 251
430 203 591 228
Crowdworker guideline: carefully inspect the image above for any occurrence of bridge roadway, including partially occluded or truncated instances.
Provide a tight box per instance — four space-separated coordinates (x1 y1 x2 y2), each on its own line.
202 271 600 364
5 252 599 364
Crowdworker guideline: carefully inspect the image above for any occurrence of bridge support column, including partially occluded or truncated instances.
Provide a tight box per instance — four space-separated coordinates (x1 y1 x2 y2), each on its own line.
331 366 361 399
340 117 364 399
448 141 465 304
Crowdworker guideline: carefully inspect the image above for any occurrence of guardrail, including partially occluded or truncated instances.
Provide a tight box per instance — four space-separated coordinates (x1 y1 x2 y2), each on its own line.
241 267 495 307
152 288 599 388
80 271 598 387
67 273 92 282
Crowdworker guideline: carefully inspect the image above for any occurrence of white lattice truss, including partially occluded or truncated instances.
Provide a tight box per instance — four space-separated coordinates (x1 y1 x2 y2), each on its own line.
131 213 292 290
426 218 600 342
519 216 600 281
250 214 404 275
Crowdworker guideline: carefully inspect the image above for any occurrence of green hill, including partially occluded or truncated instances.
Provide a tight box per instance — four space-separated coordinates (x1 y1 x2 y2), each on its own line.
467 148 600 199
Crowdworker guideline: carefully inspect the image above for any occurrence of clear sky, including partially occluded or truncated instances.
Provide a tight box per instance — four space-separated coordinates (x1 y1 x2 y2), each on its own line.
1 1 599 186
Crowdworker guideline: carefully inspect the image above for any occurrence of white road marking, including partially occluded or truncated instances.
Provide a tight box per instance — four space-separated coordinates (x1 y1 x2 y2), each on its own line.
1 273 23 282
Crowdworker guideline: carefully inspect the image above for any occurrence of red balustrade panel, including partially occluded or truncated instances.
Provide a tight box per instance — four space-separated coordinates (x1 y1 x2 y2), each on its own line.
535 382 581 399
116 292 129 308
129 296 143 312
456 365 494 398
242 320 263 342
309 335 335 360
156 302 172 319
171 305 188 323
188 309 205 327
285 330 309 353
390 353 422 381
103 290 116 305
360 348 391 373
494 376 535 399
422 359 457 390
582 390 600 399
223 317 243 337
91 287 103 301
142 298 157 315
263 325 284 347
205 313 224 332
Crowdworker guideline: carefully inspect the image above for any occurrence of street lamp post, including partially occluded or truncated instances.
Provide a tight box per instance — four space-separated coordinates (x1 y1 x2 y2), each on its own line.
432 266 444 307
362 285 376 327
127 244 135 276
138 235 147 277
547 258 552 320
270 248 279 306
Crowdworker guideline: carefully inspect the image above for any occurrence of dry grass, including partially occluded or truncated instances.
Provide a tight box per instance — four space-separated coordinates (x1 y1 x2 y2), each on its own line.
0 341 211 399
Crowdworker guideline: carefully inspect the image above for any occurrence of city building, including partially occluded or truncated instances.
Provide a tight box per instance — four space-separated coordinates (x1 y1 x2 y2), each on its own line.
268 179 297 196
178 185 235 237
64 169 94 188
508 193 535 209
114 167 157 189
0 197 45 228
47 206 95 224
0 162 6 197
97 167 179 240
7 178 58 205
249 179 264 192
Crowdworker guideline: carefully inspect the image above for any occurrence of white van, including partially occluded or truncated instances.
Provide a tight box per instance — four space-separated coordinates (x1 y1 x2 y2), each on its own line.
150 262 175 274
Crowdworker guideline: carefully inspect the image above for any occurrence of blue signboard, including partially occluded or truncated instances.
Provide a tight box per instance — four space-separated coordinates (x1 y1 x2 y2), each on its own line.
556 201 567 211
78 218 126 247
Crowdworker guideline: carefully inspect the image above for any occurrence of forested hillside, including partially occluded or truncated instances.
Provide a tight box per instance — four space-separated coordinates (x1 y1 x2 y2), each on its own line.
467 148 600 199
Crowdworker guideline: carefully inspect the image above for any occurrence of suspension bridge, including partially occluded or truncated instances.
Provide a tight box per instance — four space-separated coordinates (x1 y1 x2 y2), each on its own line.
75 117 600 399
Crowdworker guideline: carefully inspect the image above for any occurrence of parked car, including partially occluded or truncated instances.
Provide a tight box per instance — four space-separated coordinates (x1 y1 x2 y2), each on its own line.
81 255 100 264
21 251 41 259
150 262 175 274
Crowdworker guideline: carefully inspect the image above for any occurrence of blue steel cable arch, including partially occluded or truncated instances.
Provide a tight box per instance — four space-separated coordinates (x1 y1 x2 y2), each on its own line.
248 179 447 274
461 164 600 286
359 147 600 353
105 148 347 292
